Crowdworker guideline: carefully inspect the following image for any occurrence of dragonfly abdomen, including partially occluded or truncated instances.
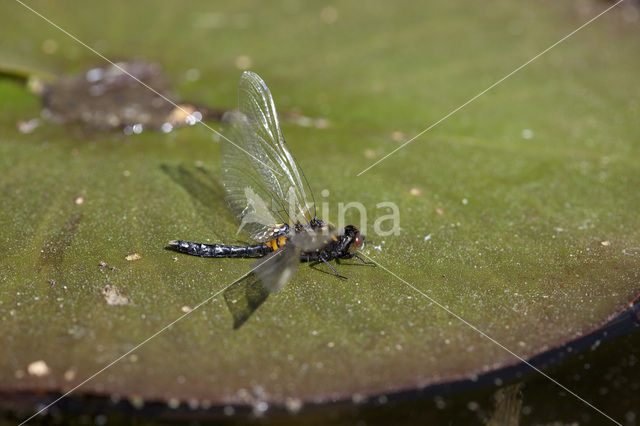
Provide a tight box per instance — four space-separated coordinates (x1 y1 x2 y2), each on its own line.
169 240 270 258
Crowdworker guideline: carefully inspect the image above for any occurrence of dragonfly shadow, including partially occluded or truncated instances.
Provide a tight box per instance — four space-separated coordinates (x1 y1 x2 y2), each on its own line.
160 163 232 239
223 274 270 329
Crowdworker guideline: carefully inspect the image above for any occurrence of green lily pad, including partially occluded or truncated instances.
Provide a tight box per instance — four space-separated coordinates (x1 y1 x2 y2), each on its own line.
1 0 639 413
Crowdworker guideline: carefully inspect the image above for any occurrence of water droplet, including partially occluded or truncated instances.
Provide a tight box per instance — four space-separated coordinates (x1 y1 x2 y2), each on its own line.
161 122 173 133
521 128 534 139
86 68 104 83
253 401 268 415
285 397 302 414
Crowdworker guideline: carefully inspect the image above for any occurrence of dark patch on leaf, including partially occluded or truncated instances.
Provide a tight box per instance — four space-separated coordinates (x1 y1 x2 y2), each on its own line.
37 214 82 273
36 60 225 132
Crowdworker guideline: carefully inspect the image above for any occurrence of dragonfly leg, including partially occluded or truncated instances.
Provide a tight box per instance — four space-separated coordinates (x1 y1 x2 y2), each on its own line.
354 253 377 267
310 257 348 280
322 258 348 280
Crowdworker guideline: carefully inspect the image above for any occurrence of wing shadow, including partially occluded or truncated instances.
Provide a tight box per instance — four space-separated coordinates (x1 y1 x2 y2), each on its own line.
223 273 270 329
160 163 231 240
163 163 270 328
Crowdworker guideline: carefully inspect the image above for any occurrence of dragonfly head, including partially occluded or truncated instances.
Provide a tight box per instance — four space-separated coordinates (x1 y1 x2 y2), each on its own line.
344 225 365 252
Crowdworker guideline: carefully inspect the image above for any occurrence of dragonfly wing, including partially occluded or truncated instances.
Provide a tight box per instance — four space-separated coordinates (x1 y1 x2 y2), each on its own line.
250 244 301 294
223 273 270 329
220 71 315 242
221 112 287 241
289 221 340 252
222 242 302 328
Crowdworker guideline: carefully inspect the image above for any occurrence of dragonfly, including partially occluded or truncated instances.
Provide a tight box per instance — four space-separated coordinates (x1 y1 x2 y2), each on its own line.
169 71 374 299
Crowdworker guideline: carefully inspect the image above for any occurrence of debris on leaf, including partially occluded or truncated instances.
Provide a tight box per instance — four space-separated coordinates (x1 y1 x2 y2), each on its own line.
391 130 406 142
20 59 322 134
63 368 76 381
16 118 40 134
234 55 252 70
485 383 522 426
35 60 225 132
285 111 331 129
364 149 377 159
125 252 142 261
99 261 117 271
102 284 131 306
27 360 51 377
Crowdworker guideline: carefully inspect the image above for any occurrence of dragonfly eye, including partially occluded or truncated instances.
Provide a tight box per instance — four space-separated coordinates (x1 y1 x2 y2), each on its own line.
353 233 364 248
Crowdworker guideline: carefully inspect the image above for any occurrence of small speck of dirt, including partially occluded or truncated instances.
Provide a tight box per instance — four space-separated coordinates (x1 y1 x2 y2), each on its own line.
285 111 330 129
27 360 51 377
435 207 444 215
320 6 338 24
41 39 58 55
99 261 117 271
125 253 142 261
234 55 252 70
102 285 131 306
17 118 40 134
391 130 406 142
129 395 145 409
364 149 377 159
285 397 303 414
63 368 77 381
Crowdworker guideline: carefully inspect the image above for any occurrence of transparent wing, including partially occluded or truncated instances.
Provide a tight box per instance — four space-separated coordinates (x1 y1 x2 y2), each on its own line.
221 225 342 327
289 221 340 251
222 244 301 328
220 71 316 242
250 244 301 294
252 225 339 294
